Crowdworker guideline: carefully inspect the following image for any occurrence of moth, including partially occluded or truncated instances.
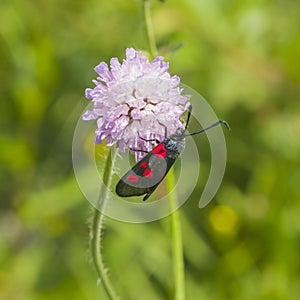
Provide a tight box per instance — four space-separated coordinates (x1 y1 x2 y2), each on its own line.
116 105 229 201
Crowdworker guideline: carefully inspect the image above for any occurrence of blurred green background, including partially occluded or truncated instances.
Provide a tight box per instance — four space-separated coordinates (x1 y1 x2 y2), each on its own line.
1 0 300 299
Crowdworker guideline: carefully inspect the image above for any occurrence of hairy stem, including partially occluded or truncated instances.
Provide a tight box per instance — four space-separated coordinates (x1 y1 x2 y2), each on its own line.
91 148 119 300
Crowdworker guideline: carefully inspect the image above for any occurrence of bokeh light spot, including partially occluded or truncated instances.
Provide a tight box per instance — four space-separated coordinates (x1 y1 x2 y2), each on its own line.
209 205 238 235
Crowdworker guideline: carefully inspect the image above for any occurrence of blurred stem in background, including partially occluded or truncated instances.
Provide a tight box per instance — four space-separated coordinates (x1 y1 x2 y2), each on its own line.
142 0 186 299
143 0 158 59
91 148 119 300
167 170 186 300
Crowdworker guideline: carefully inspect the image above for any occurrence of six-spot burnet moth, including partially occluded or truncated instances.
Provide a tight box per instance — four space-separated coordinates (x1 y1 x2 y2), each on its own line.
116 105 230 201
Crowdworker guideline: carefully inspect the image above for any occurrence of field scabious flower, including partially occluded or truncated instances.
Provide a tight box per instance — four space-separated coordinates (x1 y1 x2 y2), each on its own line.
83 48 189 160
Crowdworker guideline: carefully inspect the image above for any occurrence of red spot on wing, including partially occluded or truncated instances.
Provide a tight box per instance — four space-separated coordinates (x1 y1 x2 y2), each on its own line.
152 143 164 154
127 174 139 182
143 168 153 178
156 149 167 158
152 143 167 158
140 162 148 168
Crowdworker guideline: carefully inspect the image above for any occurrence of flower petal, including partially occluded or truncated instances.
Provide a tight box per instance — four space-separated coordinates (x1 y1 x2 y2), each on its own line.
83 48 190 160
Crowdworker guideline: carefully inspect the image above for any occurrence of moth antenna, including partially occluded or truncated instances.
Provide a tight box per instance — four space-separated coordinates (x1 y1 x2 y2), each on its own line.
185 104 192 130
185 119 230 137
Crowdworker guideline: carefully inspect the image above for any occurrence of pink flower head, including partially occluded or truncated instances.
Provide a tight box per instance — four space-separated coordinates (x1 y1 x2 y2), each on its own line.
83 48 190 161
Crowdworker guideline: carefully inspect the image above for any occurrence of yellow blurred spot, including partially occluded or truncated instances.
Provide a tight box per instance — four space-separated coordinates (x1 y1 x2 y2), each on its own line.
209 205 238 235
44 214 70 236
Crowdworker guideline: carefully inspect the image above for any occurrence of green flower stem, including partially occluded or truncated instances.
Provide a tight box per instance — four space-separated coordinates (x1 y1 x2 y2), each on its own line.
142 0 158 59
91 148 119 300
142 1 185 298
166 169 186 300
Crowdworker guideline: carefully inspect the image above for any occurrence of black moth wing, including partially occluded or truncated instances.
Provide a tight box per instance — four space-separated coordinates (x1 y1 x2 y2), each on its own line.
116 144 177 201
116 153 152 198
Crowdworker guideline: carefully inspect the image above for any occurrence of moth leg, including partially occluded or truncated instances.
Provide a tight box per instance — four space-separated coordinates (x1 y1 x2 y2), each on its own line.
139 137 160 144
143 193 151 201
128 147 149 153
142 184 159 201
157 121 168 138
143 190 153 201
